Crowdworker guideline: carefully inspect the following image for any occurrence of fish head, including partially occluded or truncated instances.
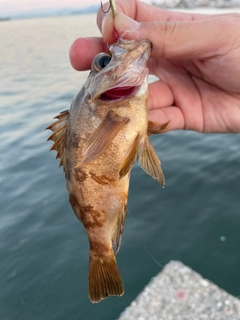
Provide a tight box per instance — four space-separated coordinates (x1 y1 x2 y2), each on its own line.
86 38 152 102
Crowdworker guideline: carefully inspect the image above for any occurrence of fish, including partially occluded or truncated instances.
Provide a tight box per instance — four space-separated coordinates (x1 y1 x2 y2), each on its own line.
47 38 169 303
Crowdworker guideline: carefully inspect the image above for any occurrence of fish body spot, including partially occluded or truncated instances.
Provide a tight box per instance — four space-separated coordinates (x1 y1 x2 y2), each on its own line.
90 172 115 185
80 205 106 229
75 167 88 182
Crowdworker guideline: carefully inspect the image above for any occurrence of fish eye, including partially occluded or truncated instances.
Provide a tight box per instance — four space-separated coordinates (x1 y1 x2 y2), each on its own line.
91 53 111 72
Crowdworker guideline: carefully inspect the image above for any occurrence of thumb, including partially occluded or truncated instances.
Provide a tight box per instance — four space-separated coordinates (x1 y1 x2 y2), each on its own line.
109 13 235 60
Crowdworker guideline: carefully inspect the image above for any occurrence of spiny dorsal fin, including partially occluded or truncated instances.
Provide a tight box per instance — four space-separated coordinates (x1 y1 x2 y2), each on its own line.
79 110 130 165
148 120 170 135
139 136 165 187
119 134 141 179
46 110 69 172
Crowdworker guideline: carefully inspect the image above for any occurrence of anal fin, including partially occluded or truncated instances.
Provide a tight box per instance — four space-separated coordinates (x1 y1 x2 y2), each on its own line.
112 202 127 256
139 136 165 187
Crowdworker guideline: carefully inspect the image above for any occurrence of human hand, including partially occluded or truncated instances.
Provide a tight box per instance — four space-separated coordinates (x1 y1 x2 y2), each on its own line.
69 0 240 133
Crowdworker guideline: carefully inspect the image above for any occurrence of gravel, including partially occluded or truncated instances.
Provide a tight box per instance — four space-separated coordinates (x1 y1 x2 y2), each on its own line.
118 260 240 320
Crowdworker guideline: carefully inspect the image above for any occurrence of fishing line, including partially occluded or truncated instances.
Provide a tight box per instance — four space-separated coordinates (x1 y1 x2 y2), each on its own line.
144 245 164 269
120 28 140 42
126 209 133 219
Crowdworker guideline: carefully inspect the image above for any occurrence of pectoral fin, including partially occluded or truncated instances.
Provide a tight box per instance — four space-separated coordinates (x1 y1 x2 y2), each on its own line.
148 120 170 135
80 110 130 164
46 110 69 172
119 134 141 179
139 136 165 187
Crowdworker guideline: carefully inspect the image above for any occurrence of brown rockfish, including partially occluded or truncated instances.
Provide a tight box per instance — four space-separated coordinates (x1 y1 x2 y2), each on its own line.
47 38 168 303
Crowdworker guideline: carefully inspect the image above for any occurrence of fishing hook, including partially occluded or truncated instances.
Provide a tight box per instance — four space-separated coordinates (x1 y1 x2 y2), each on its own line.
101 1 111 14
101 0 117 18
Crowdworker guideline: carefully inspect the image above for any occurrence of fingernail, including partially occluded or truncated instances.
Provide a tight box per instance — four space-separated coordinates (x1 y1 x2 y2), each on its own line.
116 12 140 31
102 12 114 39
101 14 108 33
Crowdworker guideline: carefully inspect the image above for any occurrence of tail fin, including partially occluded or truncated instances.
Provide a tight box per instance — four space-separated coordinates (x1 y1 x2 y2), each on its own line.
88 250 124 303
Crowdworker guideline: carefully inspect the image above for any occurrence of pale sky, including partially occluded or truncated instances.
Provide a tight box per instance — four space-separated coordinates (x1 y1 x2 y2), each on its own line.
0 0 100 15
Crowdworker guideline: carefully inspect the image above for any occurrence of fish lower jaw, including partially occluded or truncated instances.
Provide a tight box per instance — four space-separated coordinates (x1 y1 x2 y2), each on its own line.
99 85 140 102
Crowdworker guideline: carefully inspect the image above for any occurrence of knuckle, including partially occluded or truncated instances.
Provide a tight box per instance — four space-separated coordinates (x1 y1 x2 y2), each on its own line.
150 21 178 58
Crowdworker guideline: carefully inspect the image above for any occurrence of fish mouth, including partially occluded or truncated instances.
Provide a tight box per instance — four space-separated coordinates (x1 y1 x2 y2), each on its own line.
99 86 140 101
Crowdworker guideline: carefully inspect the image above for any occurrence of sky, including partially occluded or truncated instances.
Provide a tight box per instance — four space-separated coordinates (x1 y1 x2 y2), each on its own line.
0 0 100 15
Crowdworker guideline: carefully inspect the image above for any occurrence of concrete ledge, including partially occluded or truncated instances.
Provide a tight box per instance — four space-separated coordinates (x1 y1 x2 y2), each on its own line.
118 261 240 320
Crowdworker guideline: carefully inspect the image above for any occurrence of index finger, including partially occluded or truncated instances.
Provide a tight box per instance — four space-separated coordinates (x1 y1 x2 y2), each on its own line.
98 0 213 25
97 0 219 43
